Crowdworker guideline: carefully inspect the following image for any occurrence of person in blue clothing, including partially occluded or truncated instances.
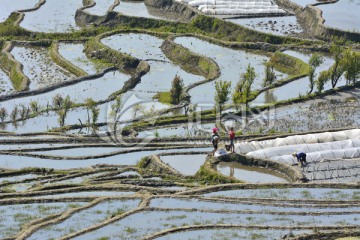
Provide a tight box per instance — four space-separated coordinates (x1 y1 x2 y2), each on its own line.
292 152 307 166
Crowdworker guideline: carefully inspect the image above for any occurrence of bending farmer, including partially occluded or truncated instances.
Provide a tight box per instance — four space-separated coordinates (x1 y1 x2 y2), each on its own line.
292 152 307 166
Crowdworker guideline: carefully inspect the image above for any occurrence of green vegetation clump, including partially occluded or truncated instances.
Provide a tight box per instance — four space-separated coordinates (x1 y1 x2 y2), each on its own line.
162 38 219 79
84 37 139 71
269 51 310 76
195 165 239 184
154 91 172 105
0 13 30 38
0 42 29 91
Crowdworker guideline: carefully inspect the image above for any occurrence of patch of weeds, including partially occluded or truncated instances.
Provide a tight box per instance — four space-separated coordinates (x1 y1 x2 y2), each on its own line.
165 214 187 220
125 227 137 234
352 192 360 200
94 210 103 214
334 220 348 225
301 190 312 198
251 233 266 239
68 204 82 209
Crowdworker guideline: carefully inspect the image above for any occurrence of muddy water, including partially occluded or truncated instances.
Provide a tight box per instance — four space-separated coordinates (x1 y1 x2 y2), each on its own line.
58 43 108 74
74 209 359 239
11 46 75 90
0 174 38 183
34 191 136 199
157 229 310 240
85 0 115 16
174 37 286 104
0 0 38 22
137 122 214 138
227 16 303 36
28 199 140 240
0 68 14 96
216 162 289 183
20 0 83 32
150 197 360 212
160 154 207 175
0 202 86 239
317 0 360 32
33 147 123 157
113 0 163 19
133 61 203 93
102 33 165 61
204 188 360 200
0 147 212 169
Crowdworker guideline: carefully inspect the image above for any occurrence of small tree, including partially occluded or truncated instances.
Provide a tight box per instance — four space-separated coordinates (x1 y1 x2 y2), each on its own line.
19 104 29 119
170 75 184 105
264 90 277 103
109 95 122 133
214 80 231 115
316 70 330 93
10 106 18 121
85 98 99 131
30 101 39 114
232 64 256 109
52 94 64 109
91 107 100 129
132 104 145 119
0 108 7 122
85 98 96 124
110 95 122 118
329 38 345 88
57 95 72 127
262 64 276 88
308 53 324 94
232 77 245 110
342 49 360 84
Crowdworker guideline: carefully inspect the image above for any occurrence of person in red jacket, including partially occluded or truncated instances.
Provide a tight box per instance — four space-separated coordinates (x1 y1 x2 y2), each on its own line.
228 127 235 153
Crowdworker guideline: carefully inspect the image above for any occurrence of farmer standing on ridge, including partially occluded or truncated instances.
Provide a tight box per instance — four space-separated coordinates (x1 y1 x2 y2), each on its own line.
228 127 235 153
211 128 220 156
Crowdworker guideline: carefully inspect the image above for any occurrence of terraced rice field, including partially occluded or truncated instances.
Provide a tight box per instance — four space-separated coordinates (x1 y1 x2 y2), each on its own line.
0 0 359 239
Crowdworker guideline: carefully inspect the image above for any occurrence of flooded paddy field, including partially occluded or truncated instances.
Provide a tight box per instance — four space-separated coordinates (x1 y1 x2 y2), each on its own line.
19 0 83 32
317 0 360 32
85 0 117 16
0 0 39 23
0 0 359 238
58 43 109 74
114 0 165 20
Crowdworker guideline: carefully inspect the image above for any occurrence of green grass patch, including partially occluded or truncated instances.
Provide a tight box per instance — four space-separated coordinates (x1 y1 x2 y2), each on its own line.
153 91 172 105
270 51 310 76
